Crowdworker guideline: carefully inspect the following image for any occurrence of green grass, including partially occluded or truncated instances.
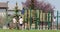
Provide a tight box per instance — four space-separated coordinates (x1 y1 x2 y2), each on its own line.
0 29 59 32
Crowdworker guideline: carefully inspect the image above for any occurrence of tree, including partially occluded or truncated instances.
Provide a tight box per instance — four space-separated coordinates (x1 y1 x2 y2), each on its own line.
22 0 54 12
14 2 19 29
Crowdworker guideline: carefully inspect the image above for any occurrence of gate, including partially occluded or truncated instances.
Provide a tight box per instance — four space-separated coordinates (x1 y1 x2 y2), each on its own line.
22 9 53 30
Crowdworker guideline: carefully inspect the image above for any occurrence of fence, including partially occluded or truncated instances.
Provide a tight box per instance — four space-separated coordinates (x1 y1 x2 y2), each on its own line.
0 9 59 30
22 10 60 30
22 9 52 30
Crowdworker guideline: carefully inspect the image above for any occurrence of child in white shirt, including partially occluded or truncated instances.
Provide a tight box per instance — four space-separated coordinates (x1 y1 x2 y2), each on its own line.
19 16 23 29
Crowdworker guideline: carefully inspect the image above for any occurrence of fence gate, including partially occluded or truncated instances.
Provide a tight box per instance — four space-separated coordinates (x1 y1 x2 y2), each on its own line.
23 9 53 30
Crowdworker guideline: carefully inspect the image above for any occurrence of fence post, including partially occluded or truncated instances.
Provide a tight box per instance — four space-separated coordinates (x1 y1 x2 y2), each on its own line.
24 9 25 29
30 9 32 29
6 9 8 25
48 11 50 30
35 10 38 29
57 11 58 30
26 9 29 30
39 9 40 29
45 13 47 29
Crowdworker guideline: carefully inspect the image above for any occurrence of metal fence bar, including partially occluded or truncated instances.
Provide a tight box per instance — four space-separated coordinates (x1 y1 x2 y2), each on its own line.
57 11 58 30
35 10 37 29
30 9 32 29
24 9 25 29
39 10 40 29
48 12 50 30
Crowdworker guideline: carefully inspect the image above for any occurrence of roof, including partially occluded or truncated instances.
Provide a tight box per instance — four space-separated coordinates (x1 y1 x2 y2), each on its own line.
0 2 8 8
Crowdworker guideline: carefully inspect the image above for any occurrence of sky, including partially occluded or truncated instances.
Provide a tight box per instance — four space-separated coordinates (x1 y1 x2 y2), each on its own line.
0 0 60 11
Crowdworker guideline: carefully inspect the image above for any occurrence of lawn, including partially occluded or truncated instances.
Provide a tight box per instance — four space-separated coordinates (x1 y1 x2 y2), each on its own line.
0 29 59 32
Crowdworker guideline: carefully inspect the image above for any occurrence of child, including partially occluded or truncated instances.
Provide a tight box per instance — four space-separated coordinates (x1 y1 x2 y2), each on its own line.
12 16 16 29
13 17 16 24
19 16 23 30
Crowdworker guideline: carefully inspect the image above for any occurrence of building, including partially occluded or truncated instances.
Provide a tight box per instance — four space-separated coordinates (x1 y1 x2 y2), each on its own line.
0 2 8 28
0 2 8 16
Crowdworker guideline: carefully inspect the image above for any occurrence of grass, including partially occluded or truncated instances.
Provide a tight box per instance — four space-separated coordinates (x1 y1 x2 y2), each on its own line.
0 29 59 32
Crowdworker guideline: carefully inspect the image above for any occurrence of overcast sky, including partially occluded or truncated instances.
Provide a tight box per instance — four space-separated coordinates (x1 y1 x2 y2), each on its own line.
0 0 60 11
